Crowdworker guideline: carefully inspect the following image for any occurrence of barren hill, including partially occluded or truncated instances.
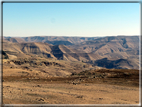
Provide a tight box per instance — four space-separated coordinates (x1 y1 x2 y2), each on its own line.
92 58 139 69
69 36 139 69
3 36 139 69
70 36 139 58
3 41 95 62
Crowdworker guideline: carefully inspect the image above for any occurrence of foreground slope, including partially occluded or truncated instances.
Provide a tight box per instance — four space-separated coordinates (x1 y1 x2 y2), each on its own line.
3 67 139 104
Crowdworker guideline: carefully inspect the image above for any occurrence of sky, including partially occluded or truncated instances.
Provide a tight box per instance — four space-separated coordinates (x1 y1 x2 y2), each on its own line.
3 2 140 37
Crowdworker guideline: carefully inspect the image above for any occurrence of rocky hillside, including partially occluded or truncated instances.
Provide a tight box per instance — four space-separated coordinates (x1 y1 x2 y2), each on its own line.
70 36 139 60
3 36 140 69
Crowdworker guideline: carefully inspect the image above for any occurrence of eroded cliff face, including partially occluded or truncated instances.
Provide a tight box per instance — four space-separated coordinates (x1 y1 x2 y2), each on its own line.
3 36 140 69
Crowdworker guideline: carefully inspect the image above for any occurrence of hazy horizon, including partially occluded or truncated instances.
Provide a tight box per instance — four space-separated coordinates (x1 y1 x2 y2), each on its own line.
3 35 140 39
3 3 140 37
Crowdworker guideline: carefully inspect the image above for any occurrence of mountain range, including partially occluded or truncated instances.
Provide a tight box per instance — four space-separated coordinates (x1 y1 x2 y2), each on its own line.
3 36 99 45
3 36 140 69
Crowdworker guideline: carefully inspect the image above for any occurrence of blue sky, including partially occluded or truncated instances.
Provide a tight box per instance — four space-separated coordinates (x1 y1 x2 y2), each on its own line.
3 3 140 37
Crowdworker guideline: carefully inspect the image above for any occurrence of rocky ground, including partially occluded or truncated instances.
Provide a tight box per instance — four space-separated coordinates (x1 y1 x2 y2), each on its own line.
3 80 139 104
2 58 140 105
3 69 140 104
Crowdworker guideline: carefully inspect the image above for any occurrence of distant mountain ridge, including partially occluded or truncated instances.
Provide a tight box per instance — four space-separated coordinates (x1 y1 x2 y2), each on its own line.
3 36 140 69
70 36 139 57
3 36 99 45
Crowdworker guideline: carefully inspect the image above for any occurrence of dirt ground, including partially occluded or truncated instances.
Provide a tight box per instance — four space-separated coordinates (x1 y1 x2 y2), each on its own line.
3 78 139 104
2 59 140 105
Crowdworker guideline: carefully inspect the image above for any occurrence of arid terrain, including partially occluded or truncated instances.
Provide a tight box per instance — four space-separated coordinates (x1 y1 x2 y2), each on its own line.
2 36 140 104
3 66 140 104
3 36 139 69
3 61 140 104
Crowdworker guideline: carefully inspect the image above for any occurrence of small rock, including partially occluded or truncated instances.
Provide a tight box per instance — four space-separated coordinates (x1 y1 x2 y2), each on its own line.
6 86 10 87
76 95 83 98
99 98 103 100
38 98 44 101
37 85 40 87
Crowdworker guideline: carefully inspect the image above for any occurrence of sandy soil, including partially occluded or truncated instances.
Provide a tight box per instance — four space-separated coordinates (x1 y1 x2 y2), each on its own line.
3 79 139 104
2 59 140 105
